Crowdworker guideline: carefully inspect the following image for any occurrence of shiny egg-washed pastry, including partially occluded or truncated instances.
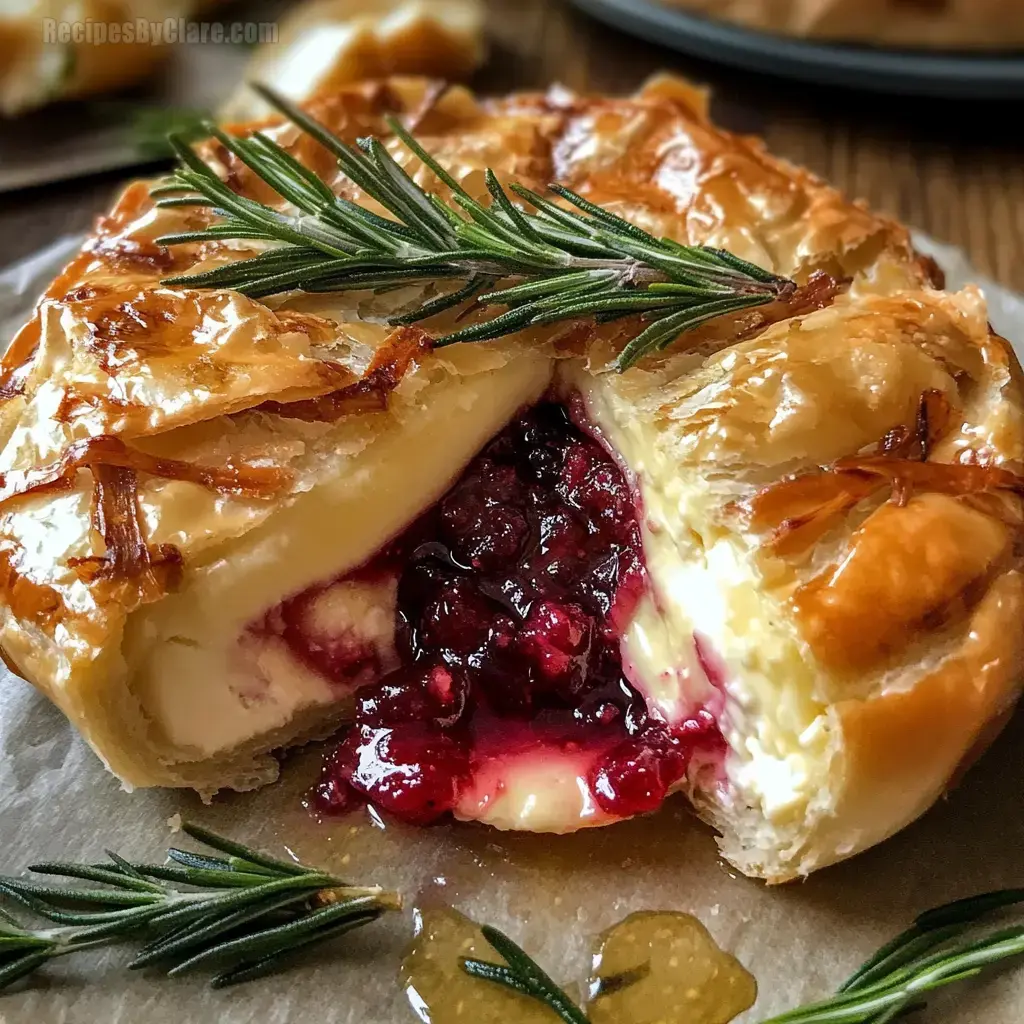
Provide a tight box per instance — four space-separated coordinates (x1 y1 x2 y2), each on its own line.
657 0 1024 49
2 75 1022 882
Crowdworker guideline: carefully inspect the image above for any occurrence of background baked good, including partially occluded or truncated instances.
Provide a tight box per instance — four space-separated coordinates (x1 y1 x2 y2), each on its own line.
0 1 215 117
220 0 486 122
658 0 1024 49
0 0 486 119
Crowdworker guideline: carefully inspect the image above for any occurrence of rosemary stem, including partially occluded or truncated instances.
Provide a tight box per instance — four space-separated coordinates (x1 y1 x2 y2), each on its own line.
0 826 401 992
154 87 795 370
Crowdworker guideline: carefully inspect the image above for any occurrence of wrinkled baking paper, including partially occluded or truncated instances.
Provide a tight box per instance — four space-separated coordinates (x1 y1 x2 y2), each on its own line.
0 233 1022 1024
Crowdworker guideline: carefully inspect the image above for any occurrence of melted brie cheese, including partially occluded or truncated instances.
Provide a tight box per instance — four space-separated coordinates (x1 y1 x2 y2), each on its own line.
122 351 550 760
570 364 833 830
457 747 616 832
138 577 398 757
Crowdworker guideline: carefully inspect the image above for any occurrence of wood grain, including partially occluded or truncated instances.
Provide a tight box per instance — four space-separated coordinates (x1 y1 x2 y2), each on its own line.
0 0 1022 293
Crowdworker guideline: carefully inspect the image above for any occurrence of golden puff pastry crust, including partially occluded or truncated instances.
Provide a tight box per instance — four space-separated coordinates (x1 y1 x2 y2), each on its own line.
2 74 1022 881
572 283 1024 880
657 0 1024 49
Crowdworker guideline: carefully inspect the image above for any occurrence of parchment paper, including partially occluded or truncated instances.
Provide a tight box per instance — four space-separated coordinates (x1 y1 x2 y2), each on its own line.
0 235 1022 1024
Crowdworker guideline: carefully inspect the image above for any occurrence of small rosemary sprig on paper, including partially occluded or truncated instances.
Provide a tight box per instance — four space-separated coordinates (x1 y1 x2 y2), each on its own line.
0 821 399 992
761 888 1024 1024
151 84 793 371
460 890 1024 1024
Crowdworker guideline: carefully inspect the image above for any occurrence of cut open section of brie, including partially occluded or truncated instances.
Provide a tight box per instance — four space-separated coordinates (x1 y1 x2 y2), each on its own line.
124 344 550 773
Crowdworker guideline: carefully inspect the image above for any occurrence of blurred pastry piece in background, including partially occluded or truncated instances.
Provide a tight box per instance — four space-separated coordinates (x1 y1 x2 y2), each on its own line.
0 1 214 117
657 0 1024 49
220 0 486 122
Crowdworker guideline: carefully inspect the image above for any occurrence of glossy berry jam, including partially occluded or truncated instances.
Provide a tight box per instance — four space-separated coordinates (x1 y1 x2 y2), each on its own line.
310 404 724 825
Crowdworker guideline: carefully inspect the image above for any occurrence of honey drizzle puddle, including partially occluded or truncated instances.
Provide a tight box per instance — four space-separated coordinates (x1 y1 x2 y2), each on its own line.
401 906 558 1023
588 912 756 1024
399 906 756 1024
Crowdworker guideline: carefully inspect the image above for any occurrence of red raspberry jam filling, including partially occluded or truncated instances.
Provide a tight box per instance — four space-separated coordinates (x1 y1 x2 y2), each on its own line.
307 403 724 826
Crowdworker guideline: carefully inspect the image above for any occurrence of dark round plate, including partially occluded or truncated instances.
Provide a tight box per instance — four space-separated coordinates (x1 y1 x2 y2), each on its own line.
568 0 1024 99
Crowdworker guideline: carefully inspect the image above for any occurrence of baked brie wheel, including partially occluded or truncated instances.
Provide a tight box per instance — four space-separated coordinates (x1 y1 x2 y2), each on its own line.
657 0 1024 49
2 75 1022 883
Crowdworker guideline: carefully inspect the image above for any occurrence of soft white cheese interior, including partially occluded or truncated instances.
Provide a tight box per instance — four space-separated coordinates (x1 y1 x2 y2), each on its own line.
122 353 550 761
570 365 834 832
138 576 399 758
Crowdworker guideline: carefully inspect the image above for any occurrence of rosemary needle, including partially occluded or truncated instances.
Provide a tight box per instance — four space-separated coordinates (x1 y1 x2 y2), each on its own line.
462 925 593 1024
0 822 400 993
152 84 794 371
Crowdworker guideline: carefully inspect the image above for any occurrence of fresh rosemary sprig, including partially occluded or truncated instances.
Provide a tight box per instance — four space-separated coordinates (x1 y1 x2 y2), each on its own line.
0 821 399 992
151 84 793 371
130 106 212 160
760 888 1024 1024
460 890 1024 1024
8 821 1018 1018
84 101 211 159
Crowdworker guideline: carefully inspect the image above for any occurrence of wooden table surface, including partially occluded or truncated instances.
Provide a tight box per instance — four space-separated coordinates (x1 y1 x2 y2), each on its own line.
1 0 1022 293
